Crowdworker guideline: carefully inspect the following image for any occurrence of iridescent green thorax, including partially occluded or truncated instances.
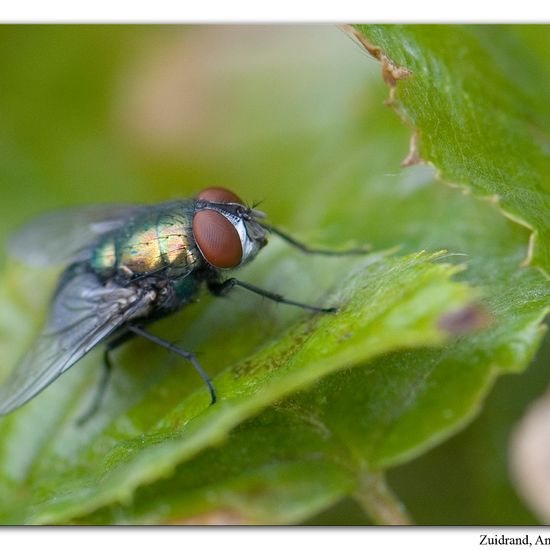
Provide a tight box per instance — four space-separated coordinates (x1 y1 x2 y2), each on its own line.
90 205 202 278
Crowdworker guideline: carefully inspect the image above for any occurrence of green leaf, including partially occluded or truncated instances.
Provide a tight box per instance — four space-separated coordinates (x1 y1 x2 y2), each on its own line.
353 24 550 277
0 250 472 524
78 241 547 525
0 26 548 525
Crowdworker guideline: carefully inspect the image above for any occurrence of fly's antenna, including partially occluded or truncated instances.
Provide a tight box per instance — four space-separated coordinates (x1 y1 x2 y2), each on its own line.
250 199 264 210
248 199 266 219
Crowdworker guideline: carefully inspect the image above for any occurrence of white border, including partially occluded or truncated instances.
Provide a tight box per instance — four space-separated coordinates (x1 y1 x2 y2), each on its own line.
1 0 550 23
7 527 550 550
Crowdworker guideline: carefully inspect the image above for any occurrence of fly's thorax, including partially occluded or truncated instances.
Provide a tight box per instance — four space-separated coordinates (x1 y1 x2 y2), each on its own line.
90 209 202 277
119 223 165 274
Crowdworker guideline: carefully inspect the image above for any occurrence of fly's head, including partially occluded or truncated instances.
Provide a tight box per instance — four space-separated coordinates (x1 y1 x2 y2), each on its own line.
192 187 268 270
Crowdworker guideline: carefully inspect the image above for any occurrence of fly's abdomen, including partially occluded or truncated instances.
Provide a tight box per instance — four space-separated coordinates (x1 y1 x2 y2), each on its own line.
91 211 200 277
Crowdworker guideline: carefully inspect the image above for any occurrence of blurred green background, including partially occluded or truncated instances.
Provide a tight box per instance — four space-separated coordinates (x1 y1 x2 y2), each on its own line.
0 25 547 524
0 25 379 249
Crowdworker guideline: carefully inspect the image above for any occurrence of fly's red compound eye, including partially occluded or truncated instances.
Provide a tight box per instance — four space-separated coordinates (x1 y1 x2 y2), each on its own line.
192 209 242 268
197 187 243 204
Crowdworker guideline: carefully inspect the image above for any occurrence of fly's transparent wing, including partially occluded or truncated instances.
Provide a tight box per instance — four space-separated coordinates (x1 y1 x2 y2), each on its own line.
7 203 147 267
0 269 155 415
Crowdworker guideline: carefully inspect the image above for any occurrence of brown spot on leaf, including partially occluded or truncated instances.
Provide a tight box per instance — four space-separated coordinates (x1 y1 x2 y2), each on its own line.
402 130 423 167
340 26 423 174
340 25 412 92
438 304 491 335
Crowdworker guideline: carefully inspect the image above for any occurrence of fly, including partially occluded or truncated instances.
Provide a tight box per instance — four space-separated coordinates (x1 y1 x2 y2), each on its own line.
0 187 367 423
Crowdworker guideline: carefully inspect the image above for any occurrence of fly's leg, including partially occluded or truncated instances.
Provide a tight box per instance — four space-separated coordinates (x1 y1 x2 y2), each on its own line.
76 332 131 426
208 279 337 314
260 224 370 256
127 325 216 405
